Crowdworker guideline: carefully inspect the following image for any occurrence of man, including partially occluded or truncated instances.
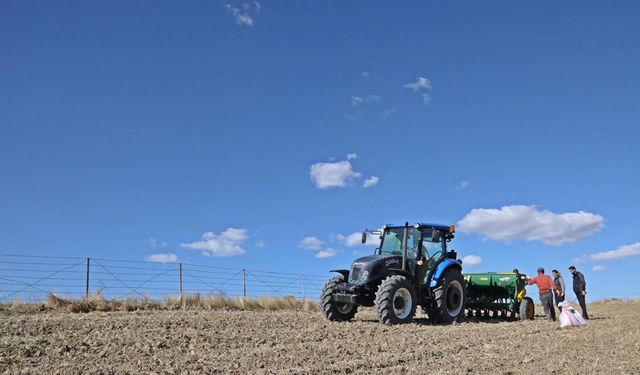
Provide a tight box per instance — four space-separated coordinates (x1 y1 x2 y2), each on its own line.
528 267 556 321
552 269 565 312
569 266 589 319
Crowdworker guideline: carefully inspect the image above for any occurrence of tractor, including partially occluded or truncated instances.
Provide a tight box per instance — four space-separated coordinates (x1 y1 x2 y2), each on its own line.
321 222 466 325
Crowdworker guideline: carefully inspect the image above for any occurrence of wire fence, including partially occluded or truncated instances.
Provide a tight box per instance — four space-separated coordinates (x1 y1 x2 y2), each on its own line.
0 254 329 303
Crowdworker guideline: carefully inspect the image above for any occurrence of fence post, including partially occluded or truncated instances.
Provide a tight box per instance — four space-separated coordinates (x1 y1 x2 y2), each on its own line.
301 274 305 302
242 269 247 297
85 257 90 298
179 263 183 297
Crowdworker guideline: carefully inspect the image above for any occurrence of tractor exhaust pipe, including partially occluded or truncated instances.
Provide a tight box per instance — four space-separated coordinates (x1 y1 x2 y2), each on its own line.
401 222 409 271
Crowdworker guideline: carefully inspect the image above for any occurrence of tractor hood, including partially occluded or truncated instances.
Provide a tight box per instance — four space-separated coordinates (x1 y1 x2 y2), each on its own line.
349 254 403 284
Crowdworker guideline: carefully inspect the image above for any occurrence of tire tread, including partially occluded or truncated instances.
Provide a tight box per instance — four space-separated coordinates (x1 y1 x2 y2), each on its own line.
426 268 466 324
374 275 416 325
320 275 357 321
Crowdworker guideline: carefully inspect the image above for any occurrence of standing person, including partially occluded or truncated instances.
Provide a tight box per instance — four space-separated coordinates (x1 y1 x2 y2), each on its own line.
569 266 589 319
552 269 565 312
527 267 556 321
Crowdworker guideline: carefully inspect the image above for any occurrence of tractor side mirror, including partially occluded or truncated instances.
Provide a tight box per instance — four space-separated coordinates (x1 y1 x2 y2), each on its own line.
361 231 367 244
432 230 442 242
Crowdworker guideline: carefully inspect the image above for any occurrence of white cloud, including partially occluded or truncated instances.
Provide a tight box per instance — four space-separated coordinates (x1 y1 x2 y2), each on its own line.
363 176 380 188
571 256 586 264
145 253 178 263
147 238 158 249
362 71 370 79
587 242 640 261
351 95 381 106
146 238 167 249
180 228 248 257
457 205 604 245
337 232 380 247
346 153 358 160
461 255 482 266
299 236 324 251
300 237 339 258
456 180 471 189
382 107 398 118
255 240 265 248
310 160 362 189
405 76 433 106
592 265 605 272
316 249 337 258
404 76 432 92
422 94 432 106
224 2 261 27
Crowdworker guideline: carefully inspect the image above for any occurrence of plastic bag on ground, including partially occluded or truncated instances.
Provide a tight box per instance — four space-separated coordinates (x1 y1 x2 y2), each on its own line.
558 301 587 328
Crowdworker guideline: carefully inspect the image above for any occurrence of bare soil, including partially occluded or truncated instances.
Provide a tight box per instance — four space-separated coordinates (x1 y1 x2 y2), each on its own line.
1 301 639 374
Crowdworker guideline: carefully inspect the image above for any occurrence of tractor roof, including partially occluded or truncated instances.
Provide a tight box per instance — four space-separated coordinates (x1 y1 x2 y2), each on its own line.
385 223 454 233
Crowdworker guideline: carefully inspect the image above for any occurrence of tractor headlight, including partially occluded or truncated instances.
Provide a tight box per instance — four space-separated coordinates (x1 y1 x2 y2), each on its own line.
360 270 370 281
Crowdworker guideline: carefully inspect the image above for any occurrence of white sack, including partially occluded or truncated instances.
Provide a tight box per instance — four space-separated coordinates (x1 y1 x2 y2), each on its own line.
558 301 587 328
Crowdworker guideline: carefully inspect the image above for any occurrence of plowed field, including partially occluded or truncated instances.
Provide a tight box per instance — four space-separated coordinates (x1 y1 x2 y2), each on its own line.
1 301 639 374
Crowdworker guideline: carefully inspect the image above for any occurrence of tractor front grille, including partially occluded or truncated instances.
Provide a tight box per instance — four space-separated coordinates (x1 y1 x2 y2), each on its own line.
350 264 364 282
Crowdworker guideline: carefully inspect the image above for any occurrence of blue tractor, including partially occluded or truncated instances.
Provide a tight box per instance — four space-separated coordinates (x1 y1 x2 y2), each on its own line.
321 222 466 325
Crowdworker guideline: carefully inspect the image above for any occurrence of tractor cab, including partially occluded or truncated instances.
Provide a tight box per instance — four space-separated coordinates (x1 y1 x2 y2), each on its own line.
366 223 457 287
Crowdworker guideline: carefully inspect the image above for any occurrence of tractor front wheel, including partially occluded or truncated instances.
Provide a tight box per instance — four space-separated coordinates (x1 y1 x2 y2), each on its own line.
375 275 417 325
427 267 467 324
320 275 358 321
519 296 535 320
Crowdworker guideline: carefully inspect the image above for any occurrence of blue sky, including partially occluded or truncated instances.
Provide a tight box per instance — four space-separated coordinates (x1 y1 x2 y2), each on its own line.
1 1 640 301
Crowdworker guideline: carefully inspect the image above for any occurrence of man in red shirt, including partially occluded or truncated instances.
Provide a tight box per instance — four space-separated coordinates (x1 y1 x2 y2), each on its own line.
528 267 557 321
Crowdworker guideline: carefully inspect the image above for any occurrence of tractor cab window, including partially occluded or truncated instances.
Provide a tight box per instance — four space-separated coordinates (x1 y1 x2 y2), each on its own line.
421 229 445 260
380 227 420 259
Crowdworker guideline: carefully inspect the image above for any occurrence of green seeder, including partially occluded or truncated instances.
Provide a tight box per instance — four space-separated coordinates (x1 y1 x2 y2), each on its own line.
464 269 535 320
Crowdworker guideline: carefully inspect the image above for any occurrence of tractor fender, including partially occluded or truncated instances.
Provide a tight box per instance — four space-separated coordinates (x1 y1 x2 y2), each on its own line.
429 259 462 288
330 269 350 280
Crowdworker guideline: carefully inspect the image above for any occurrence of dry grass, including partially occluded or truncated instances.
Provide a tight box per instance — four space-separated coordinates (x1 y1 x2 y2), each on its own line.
41 292 318 313
47 293 71 308
0 300 48 314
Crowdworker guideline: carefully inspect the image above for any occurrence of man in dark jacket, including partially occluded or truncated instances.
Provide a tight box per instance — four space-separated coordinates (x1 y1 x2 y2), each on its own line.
569 266 589 319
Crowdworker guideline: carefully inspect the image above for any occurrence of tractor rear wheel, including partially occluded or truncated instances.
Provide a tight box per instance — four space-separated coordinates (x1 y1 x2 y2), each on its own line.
375 275 417 325
427 268 466 324
519 296 535 320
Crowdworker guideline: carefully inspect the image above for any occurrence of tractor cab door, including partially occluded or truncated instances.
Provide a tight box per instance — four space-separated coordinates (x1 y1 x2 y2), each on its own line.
417 230 446 286
379 226 421 275
404 229 421 276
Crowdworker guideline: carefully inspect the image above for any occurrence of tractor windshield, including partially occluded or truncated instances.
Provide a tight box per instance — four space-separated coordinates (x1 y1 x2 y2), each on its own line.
379 227 420 258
